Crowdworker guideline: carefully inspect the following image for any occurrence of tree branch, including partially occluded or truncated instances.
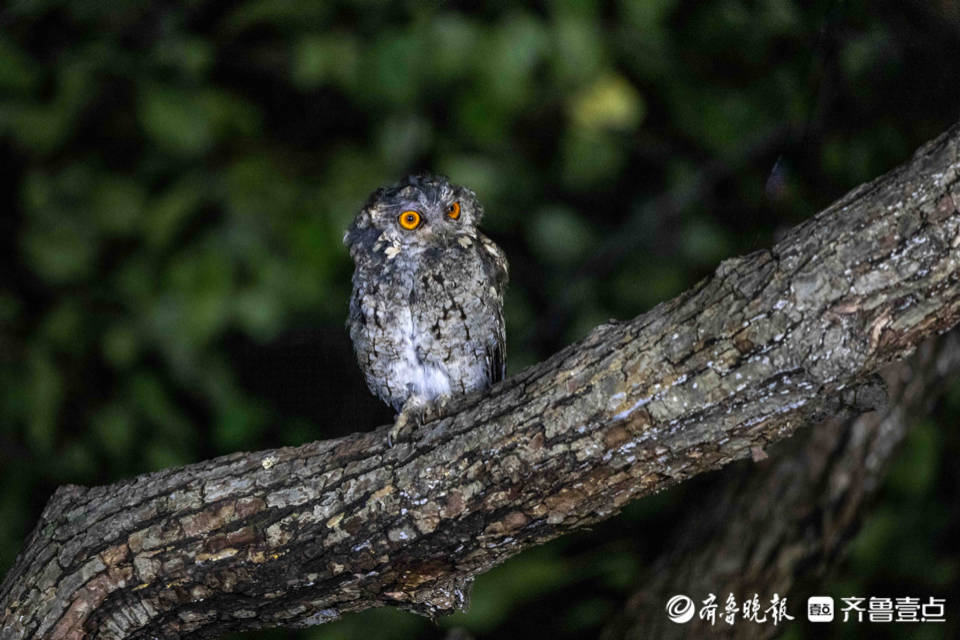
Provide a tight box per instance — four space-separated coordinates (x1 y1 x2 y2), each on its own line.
2 122 959 639
600 330 960 640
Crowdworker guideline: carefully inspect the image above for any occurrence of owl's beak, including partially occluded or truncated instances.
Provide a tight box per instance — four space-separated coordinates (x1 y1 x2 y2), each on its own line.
428 216 455 245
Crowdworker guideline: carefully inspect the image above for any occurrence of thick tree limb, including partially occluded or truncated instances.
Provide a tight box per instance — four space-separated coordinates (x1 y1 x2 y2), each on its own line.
2 122 959 639
600 331 960 640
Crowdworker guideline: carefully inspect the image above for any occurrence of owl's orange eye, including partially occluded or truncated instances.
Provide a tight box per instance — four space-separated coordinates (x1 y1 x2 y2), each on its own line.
398 210 422 230
447 201 461 220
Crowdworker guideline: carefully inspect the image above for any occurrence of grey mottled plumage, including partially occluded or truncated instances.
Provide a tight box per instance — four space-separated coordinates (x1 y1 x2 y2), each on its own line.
344 174 508 433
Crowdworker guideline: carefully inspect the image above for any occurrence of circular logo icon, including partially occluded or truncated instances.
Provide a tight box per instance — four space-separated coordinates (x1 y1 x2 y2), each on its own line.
666 595 695 623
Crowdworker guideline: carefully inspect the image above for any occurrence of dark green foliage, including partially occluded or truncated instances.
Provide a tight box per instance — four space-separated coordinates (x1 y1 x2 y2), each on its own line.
1 1 959 638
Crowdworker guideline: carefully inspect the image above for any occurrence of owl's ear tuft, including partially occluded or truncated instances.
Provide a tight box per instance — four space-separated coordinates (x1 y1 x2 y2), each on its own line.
344 209 379 253
354 208 373 229
363 186 389 209
459 187 484 225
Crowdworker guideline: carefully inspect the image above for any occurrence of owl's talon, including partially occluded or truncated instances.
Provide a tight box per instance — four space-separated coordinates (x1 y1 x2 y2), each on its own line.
388 394 457 446
387 409 418 447
422 394 452 423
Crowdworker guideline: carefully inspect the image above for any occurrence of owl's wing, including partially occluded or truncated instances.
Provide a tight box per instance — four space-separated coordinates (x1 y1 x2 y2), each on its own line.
477 233 509 290
477 232 508 384
489 310 506 384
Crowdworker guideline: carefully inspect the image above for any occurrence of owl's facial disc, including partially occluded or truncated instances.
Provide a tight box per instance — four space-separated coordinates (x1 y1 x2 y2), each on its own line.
394 201 462 245
391 207 444 251
346 174 482 259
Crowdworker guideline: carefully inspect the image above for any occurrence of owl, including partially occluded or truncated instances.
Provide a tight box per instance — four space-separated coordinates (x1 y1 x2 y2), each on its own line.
344 173 508 443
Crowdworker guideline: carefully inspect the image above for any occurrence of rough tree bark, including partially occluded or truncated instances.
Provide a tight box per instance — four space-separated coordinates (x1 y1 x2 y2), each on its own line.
1 122 959 639
600 331 960 640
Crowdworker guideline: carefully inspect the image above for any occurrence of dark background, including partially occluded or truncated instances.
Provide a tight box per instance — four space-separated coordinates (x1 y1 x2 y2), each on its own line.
1 1 959 638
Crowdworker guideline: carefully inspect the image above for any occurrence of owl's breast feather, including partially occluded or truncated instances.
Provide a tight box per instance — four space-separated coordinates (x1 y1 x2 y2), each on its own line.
393 304 452 402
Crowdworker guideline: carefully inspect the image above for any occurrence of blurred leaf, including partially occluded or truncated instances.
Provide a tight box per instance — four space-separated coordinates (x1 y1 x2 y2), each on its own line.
437 154 505 213
567 304 606 343
680 216 732 266
139 84 215 156
667 84 777 157
553 12 604 86
198 89 261 139
570 73 645 132
143 174 206 250
102 323 140 368
453 87 512 147
139 85 258 156
613 264 685 312
617 0 677 72
224 153 296 218
56 440 97 479
841 25 895 89
234 287 283 340
213 396 267 451
155 242 234 350
92 175 146 236
482 12 549 109
0 36 40 93
527 205 597 264
561 128 626 189
40 302 85 354
145 438 193 471
26 349 61 453
0 471 29 570
2 57 94 154
114 255 157 306
504 287 535 372
223 0 332 34
291 33 359 90
428 14 481 80
886 420 940 497
361 32 425 107
66 0 148 26
128 372 194 446
0 293 20 328
153 37 214 81
561 597 615 634
20 214 98 286
593 549 641 590
762 0 802 34
376 114 432 171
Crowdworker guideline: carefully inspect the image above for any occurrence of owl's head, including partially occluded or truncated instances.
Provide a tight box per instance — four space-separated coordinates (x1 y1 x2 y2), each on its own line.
344 173 484 260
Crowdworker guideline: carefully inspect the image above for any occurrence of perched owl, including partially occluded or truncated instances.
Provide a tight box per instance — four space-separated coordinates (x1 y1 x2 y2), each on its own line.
344 173 508 442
